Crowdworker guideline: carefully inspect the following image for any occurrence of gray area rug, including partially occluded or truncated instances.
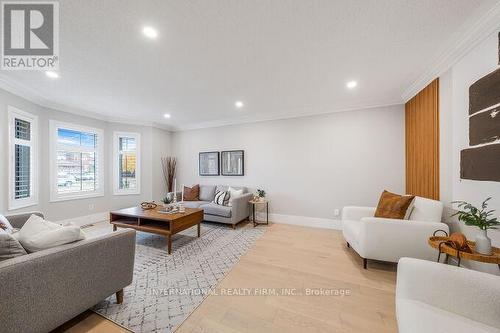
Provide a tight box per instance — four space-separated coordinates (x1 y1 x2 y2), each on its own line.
93 222 265 333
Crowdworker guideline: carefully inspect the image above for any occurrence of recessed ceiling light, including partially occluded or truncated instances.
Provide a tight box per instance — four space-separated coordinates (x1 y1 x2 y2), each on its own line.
45 71 59 79
164 113 171 119
142 26 158 39
346 81 358 89
235 101 244 108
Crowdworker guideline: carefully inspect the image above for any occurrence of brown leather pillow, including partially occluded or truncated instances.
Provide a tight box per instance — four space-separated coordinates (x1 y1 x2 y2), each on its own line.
183 185 200 201
374 190 415 219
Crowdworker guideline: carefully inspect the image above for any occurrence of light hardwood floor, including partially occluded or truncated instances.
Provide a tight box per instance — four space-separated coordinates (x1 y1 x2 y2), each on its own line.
54 222 398 333
176 223 397 333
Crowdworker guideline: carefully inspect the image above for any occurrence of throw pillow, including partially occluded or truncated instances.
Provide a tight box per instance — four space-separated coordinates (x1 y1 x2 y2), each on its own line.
213 190 230 206
17 214 86 253
183 185 200 201
374 190 415 220
0 229 27 261
0 214 14 233
227 187 244 207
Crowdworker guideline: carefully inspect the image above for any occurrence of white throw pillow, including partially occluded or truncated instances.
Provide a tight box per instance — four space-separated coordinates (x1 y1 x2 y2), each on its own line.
227 187 243 207
0 214 14 233
17 214 86 252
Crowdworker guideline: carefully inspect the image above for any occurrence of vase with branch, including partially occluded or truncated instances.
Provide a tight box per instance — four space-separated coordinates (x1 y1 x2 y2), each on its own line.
452 197 499 255
161 157 177 203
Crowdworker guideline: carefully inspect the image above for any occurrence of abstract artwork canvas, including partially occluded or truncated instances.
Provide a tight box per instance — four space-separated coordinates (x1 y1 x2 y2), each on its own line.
460 67 500 182
221 150 244 176
199 151 219 176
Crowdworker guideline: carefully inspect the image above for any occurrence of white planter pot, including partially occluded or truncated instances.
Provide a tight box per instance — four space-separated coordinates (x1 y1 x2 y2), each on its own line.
475 229 492 255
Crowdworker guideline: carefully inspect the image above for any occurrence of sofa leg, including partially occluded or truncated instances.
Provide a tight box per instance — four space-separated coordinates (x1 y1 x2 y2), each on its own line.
116 289 124 304
363 258 367 270
231 224 236 230
346 242 350 248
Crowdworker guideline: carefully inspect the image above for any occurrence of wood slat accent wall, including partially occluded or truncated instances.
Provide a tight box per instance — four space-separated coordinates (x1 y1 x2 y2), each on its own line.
405 79 440 200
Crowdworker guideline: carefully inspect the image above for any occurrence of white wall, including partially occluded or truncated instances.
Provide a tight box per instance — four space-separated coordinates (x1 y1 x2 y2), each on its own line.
173 105 405 228
440 29 500 274
0 88 172 222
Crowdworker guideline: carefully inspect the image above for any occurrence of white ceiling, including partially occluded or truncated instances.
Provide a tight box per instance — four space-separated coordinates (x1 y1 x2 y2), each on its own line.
1 0 499 131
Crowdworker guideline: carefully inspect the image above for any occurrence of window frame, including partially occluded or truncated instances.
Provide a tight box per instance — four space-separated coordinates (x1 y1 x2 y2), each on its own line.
49 120 104 202
113 131 141 195
8 106 38 210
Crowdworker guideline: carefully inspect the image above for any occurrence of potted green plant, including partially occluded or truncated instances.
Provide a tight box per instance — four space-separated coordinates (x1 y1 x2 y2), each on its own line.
452 197 499 255
256 189 266 202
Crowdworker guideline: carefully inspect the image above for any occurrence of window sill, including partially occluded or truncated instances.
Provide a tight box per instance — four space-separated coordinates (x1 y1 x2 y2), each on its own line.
8 201 38 211
113 191 141 196
50 192 104 203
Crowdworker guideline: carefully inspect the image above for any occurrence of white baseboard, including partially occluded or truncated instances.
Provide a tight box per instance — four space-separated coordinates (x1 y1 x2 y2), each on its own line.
257 212 341 230
57 212 109 227
57 211 340 230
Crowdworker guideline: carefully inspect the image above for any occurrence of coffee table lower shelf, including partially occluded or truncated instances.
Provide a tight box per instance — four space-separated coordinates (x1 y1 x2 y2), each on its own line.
110 207 203 254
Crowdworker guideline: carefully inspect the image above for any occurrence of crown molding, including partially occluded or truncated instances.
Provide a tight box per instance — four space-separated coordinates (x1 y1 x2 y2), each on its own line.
0 73 401 132
174 101 403 132
0 74 174 132
401 2 500 102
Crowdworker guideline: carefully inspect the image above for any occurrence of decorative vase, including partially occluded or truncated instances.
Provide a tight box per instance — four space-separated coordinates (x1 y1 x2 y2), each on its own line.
475 229 492 255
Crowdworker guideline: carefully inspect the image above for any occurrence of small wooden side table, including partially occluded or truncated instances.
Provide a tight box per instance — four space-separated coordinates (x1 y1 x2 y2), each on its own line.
428 236 500 269
249 199 269 227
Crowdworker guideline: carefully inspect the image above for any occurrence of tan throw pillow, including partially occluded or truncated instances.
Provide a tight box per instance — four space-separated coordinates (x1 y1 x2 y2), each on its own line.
183 185 200 201
374 190 415 220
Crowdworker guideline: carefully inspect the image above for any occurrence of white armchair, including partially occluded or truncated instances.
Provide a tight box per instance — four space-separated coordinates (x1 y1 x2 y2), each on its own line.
342 196 448 268
396 257 500 333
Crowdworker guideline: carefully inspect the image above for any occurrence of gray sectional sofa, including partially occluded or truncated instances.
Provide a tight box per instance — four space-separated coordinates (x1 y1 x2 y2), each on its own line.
0 213 136 333
176 185 253 228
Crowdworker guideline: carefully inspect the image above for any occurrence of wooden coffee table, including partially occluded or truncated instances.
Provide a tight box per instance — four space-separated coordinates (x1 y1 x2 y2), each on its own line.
110 206 203 254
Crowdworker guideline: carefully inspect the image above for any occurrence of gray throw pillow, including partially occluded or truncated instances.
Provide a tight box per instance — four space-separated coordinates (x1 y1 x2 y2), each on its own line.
0 232 27 261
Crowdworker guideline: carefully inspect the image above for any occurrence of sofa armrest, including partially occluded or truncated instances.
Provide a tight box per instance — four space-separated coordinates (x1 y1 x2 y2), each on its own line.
231 193 253 223
397 257 500 329
341 206 375 221
356 217 449 262
0 229 136 333
5 212 44 229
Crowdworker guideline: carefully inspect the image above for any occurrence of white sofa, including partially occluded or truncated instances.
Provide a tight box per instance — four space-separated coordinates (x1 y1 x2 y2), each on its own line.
396 257 500 333
342 196 448 268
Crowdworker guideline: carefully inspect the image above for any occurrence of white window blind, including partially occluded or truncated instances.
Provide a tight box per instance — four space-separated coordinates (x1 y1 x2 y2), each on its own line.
8 107 38 210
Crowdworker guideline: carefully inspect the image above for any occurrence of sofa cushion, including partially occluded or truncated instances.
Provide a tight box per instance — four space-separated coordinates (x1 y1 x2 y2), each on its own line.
374 190 415 219
0 230 27 261
199 185 216 202
17 214 86 253
183 184 200 201
183 201 210 209
202 203 232 218
409 197 444 222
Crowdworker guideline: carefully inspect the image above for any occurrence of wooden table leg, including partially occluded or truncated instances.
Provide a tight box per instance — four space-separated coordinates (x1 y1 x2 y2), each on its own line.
167 235 172 254
197 223 201 237
113 224 117 231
